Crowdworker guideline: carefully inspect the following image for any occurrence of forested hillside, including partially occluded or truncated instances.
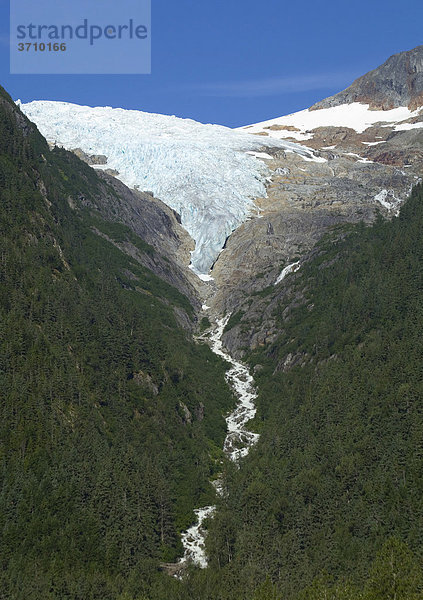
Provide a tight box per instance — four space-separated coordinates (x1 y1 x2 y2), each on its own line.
2 78 423 600
192 182 423 599
0 85 234 599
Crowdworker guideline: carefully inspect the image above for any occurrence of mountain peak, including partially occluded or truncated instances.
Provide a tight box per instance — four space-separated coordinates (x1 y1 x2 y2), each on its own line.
312 45 423 111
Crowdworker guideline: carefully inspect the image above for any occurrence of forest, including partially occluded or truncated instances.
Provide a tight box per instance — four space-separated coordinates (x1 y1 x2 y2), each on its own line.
1 82 423 599
0 85 234 599
195 182 423 599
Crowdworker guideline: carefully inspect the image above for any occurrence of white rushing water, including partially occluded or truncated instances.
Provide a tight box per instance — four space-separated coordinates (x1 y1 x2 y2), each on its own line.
178 316 259 568
179 506 216 569
274 261 301 286
209 318 260 462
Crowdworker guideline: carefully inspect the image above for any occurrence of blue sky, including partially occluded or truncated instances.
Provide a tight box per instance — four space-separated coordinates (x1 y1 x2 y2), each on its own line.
0 0 422 127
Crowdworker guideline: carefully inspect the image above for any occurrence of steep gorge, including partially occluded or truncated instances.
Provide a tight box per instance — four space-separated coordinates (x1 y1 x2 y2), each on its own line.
3 44 423 600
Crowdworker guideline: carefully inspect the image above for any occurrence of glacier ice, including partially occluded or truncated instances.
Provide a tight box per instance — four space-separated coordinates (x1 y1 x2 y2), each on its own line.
20 100 316 273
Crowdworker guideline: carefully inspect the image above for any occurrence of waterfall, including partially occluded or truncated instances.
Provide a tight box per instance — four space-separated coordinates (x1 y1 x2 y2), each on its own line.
178 316 259 568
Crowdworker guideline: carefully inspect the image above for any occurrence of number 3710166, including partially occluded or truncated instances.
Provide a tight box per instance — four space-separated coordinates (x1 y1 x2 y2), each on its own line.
18 42 67 52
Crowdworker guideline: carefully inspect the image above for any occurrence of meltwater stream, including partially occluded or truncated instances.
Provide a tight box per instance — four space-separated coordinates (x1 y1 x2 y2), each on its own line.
178 317 259 569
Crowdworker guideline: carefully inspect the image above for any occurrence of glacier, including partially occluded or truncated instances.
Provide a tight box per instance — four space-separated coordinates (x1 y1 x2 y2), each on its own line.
19 100 317 274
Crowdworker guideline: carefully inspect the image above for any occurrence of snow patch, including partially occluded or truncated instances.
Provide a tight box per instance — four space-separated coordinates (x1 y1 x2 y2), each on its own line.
246 150 274 160
196 272 214 282
298 152 327 163
393 121 423 131
241 103 421 139
344 152 374 164
274 261 300 286
361 141 386 146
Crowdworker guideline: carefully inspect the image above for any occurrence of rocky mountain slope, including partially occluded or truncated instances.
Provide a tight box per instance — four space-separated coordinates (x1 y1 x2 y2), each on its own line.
0 83 238 599
19 100 321 275
210 46 423 330
312 44 423 111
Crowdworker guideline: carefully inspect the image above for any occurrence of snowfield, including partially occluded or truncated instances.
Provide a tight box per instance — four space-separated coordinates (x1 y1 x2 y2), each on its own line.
18 99 423 274
19 100 317 274
240 102 422 139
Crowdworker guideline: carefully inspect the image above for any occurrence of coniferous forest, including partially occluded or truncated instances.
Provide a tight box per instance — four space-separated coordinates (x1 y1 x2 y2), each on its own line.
0 85 234 599
2 83 423 599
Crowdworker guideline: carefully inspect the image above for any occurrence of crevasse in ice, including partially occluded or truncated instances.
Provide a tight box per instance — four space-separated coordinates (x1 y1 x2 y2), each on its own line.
20 100 315 273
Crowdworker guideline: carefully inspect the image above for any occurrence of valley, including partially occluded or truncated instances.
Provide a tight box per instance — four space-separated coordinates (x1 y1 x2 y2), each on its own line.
2 44 423 600
19 50 423 335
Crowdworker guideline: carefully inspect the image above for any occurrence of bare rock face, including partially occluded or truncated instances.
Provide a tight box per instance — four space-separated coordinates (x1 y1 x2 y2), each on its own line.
312 45 423 111
95 171 195 266
204 48 423 351
209 146 420 326
72 169 200 316
70 147 108 165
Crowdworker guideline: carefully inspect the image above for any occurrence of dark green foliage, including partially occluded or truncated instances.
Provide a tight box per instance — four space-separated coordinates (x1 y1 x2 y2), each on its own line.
252 577 284 600
298 574 361 600
201 183 423 598
364 538 423 600
200 316 211 331
0 88 234 599
296 538 423 600
223 310 244 333
3 81 423 600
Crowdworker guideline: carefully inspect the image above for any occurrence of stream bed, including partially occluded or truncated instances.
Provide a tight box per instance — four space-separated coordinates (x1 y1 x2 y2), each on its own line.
178 317 259 568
